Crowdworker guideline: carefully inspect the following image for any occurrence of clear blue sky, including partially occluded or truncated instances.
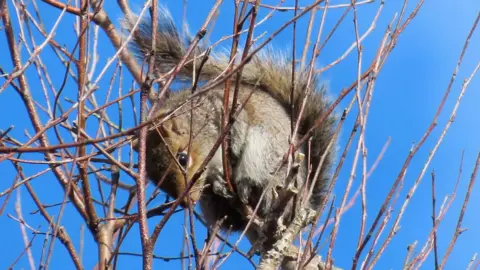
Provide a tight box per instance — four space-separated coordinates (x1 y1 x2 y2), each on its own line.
0 0 479 269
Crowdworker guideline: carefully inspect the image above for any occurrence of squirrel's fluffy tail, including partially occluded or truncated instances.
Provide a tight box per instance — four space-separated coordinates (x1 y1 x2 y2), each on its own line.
124 7 337 209
122 6 226 80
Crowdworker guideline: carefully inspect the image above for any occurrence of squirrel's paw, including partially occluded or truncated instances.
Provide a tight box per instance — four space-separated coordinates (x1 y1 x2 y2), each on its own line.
211 179 234 199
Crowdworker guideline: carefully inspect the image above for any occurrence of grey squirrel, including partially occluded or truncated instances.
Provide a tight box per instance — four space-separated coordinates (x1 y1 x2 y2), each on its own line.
126 5 337 254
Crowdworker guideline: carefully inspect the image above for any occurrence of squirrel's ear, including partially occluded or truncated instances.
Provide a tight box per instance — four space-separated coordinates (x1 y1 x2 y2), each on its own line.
157 118 180 138
158 124 172 138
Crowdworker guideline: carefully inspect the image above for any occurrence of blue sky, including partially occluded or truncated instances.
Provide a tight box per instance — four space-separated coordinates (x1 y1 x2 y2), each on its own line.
0 0 479 269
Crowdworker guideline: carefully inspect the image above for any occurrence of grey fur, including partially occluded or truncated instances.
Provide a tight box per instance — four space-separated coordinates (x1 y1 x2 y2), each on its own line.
126 7 337 233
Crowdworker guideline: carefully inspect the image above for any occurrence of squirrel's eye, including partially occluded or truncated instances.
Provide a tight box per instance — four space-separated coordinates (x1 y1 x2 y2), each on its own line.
177 152 189 167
